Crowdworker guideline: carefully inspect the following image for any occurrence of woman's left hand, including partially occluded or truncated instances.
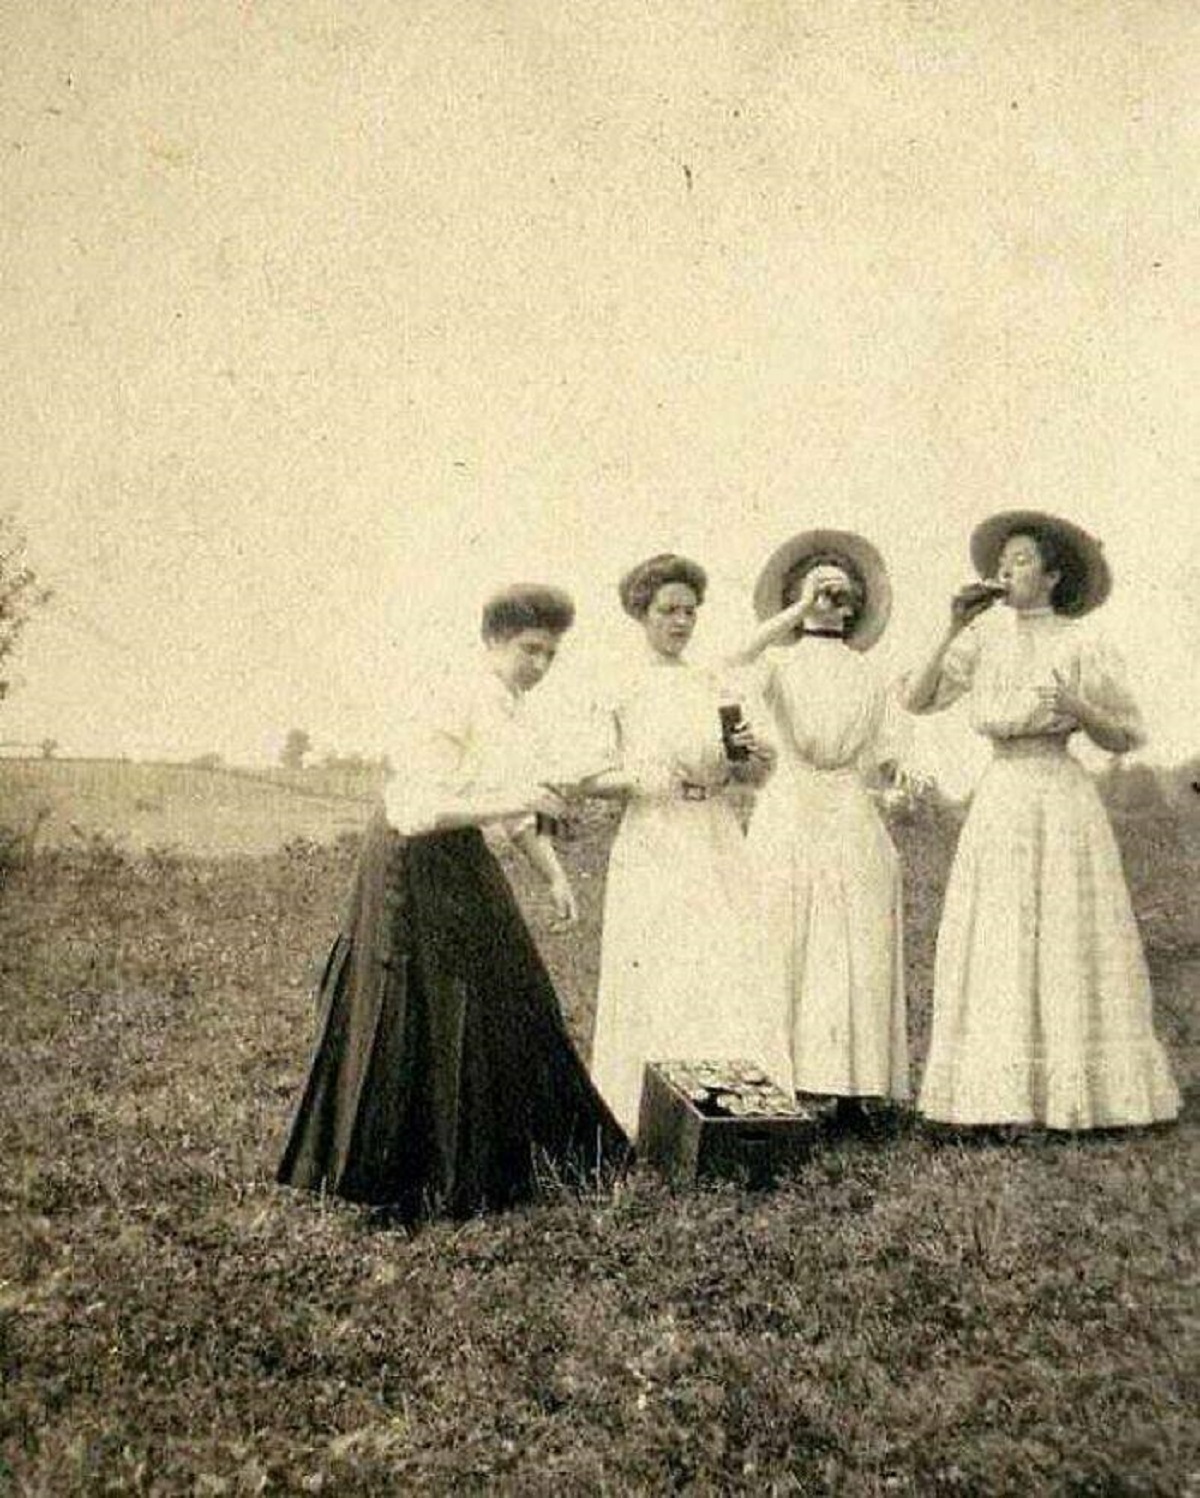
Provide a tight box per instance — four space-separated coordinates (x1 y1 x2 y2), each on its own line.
735 724 774 762
1035 668 1083 721
728 724 776 779
544 776 593 804
549 872 579 926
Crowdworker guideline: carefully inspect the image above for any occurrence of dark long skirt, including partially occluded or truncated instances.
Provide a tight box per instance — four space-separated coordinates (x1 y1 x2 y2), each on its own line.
277 815 629 1219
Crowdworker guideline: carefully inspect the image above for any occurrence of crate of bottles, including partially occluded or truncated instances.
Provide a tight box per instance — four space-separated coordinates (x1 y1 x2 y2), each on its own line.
637 1060 820 1189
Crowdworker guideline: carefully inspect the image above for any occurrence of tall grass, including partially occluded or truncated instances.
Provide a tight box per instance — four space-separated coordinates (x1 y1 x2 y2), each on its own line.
0 802 1195 1494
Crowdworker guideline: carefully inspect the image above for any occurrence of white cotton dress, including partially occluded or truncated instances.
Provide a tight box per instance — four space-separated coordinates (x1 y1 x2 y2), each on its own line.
746 637 909 1101
589 655 795 1137
917 606 1180 1129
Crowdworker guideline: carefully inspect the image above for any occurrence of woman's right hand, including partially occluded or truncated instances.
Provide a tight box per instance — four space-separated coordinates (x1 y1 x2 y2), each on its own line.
950 580 1004 632
627 760 678 799
777 571 823 625
516 784 571 822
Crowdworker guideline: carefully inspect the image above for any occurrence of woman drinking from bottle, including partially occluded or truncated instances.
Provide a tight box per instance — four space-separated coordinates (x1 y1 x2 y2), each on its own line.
735 529 909 1131
904 511 1179 1130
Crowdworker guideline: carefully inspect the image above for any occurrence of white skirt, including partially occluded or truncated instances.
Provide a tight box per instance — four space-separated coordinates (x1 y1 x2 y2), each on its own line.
590 790 794 1138
918 738 1180 1129
747 762 908 1101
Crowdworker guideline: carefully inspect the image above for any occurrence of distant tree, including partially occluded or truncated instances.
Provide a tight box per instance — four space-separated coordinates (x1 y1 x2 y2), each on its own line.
279 728 312 770
190 751 224 770
0 512 51 702
320 750 367 770
39 737 58 760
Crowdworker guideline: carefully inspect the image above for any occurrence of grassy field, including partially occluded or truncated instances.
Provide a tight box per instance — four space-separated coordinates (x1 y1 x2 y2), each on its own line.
0 787 1196 1494
0 760 378 856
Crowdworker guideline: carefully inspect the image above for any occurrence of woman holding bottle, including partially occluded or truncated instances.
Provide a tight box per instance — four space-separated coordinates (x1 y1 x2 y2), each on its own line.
735 529 909 1129
587 553 794 1137
904 511 1179 1131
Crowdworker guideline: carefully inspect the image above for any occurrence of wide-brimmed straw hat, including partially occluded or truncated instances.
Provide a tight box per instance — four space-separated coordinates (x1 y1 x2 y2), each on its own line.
752 528 892 651
969 510 1111 617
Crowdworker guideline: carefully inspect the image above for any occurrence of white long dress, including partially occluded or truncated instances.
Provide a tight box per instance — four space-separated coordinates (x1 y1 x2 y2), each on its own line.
917 606 1180 1129
590 655 794 1137
746 638 908 1100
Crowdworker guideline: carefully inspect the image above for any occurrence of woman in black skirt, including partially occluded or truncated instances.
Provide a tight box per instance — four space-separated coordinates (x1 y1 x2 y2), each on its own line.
277 584 628 1220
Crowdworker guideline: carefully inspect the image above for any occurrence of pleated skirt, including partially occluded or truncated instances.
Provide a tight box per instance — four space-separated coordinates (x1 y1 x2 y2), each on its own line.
277 815 629 1218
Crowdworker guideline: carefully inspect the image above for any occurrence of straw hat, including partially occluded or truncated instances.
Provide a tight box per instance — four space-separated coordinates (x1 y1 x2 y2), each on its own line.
752 528 892 652
969 510 1111 617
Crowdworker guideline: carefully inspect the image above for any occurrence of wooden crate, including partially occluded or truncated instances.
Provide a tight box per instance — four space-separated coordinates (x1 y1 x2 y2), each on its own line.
637 1061 821 1190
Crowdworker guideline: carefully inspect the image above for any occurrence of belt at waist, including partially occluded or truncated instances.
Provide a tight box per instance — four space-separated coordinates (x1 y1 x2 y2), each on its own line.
783 759 860 780
629 775 729 803
990 733 1073 760
679 780 722 801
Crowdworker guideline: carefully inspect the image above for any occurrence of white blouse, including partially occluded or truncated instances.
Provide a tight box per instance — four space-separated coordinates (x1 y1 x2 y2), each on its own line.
933 607 1146 746
384 663 545 837
754 638 905 776
600 654 764 798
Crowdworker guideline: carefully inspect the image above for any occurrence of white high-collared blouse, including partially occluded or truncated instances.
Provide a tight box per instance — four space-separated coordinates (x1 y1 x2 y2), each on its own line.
384 662 545 838
932 606 1145 746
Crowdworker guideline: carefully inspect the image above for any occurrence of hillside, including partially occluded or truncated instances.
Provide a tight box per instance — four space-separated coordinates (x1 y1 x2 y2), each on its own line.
0 759 380 856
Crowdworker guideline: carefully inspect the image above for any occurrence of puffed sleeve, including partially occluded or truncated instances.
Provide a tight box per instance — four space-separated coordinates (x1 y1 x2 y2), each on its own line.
733 648 782 717
1076 634 1147 751
587 685 623 772
605 690 657 785
382 689 474 836
930 619 985 711
597 671 679 798
861 676 915 778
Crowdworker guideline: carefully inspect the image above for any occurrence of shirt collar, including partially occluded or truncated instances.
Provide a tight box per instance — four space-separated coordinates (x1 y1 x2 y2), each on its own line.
640 639 688 668
479 660 523 718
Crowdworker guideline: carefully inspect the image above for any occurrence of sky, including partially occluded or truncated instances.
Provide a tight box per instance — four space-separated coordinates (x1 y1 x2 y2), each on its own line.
3 0 1198 798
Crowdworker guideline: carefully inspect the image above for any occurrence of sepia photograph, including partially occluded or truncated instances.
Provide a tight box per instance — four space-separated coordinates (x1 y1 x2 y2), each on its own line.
2 1 1197 1491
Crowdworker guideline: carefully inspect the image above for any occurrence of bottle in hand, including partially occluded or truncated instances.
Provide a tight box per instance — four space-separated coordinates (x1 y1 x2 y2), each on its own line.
719 702 750 762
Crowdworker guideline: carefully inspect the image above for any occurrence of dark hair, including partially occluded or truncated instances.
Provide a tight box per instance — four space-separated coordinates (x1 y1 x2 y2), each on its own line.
481 584 576 642
780 551 866 631
618 554 708 619
1008 527 1085 615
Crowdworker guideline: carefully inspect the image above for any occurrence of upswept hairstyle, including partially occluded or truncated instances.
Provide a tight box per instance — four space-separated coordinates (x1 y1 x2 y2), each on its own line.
481 584 576 642
618 553 708 619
